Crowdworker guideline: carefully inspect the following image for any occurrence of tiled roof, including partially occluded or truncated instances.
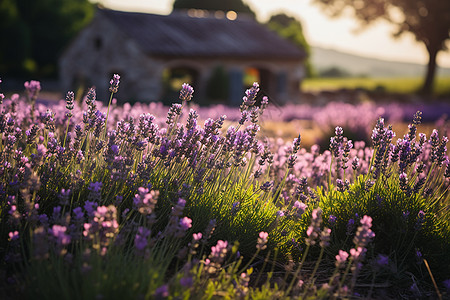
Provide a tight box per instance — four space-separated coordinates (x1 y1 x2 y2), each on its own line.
100 9 305 60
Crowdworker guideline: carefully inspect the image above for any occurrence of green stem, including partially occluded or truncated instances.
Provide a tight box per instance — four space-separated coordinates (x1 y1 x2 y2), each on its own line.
63 116 71 149
308 247 324 285
103 92 114 140
285 244 310 295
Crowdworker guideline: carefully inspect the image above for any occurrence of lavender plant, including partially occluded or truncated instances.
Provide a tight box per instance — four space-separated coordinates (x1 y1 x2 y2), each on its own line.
0 77 448 299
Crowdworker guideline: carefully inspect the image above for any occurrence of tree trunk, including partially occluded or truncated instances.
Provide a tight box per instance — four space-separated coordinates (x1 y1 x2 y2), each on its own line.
421 47 438 95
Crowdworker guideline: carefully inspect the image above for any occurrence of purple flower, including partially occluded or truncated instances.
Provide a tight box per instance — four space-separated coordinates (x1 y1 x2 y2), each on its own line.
294 201 307 217
346 218 355 235
134 227 151 251
73 207 84 221
328 215 337 226
180 276 193 287
88 182 102 201
84 201 98 217
109 74 120 93
376 254 389 266
242 82 259 107
24 80 41 100
179 217 192 231
49 225 71 246
154 284 169 298
276 210 285 217
442 279 450 292
260 181 274 192
179 83 194 102
111 144 119 154
65 91 74 117
415 210 425 230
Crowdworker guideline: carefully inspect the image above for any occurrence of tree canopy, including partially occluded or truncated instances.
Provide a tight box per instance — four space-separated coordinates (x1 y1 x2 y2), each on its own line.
312 0 450 94
266 14 314 78
172 0 255 18
0 0 94 78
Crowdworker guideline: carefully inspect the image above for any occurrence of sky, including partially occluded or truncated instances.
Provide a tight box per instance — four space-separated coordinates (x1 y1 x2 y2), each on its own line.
95 0 450 68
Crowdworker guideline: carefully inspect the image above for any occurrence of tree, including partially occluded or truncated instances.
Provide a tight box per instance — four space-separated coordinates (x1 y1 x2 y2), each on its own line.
172 0 256 18
0 0 94 78
266 14 315 78
312 0 450 95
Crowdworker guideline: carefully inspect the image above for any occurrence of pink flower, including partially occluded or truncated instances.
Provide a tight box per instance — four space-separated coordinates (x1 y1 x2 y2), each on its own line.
335 250 349 268
8 231 19 241
350 247 366 260
193 232 202 241
179 217 192 231
257 231 268 250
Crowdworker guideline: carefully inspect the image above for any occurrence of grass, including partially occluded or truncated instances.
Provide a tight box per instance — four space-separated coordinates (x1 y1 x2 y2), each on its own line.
302 77 450 96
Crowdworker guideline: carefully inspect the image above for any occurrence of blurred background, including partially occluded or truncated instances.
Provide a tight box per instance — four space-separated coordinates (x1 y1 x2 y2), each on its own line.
0 0 449 103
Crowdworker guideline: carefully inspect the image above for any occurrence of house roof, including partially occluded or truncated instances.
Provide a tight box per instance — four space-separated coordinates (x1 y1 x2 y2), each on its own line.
99 9 305 60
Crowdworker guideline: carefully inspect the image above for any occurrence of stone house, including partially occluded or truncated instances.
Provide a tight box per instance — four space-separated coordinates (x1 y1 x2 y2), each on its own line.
59 8 306 105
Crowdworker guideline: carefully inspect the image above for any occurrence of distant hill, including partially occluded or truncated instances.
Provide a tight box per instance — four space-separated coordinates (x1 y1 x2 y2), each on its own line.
311 46 450 77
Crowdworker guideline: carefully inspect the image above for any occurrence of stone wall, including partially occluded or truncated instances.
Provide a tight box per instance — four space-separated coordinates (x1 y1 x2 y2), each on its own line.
60 12 304 104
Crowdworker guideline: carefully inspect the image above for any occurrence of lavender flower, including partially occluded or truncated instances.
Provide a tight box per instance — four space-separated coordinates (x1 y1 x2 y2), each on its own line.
180 276 193 288
414 210 425 231
260 181 274 192
109 74 120 93
65 91 74 118
256 231 268 250
306 208 323 246
24 80 41 100
353 215 375 248
49 225 71 255
179 217 192 231
346 218 355 236
328 215 337 226
179 83 194 102
294 200 307 218
154 284 169 298
133 187 159 215
376 254 389 267
134 226 151 252
399 172 409 194
8 231 19 241
320 227 331 247
350 246 366 261
335 249 349 268
210 240 229 260
193 232 202 241
242 82 259 108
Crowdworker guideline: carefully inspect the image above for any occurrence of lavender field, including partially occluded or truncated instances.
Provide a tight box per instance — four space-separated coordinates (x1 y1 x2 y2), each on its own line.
0 77 449 299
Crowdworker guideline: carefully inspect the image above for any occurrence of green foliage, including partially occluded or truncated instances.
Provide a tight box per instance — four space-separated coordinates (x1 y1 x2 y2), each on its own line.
266 14 315 78
319 66 352 78
316 139 450 289
172 0 256 18
0 0 94 78
302 76 450 96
